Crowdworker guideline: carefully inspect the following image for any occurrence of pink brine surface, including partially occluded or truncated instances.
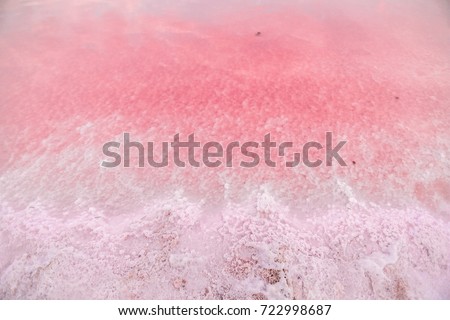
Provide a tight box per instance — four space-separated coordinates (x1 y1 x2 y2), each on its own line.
0 0 449 299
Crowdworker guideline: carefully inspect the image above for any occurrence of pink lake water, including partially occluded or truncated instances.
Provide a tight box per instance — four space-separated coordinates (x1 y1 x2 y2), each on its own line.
0 0 450 299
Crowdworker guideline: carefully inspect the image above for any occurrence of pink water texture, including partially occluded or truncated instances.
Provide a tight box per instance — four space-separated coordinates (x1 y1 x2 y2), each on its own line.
0 0 450 299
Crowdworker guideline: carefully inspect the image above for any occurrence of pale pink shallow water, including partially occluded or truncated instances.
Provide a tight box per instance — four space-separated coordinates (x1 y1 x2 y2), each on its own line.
0 0 450 299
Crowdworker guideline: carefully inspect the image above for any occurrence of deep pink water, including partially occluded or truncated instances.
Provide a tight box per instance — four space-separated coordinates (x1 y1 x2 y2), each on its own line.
0 0 449 299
